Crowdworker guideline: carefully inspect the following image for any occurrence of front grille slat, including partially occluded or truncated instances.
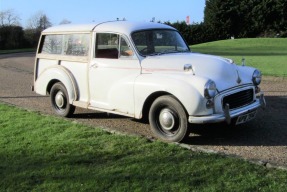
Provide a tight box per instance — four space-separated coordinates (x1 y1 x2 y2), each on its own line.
223 89 254 110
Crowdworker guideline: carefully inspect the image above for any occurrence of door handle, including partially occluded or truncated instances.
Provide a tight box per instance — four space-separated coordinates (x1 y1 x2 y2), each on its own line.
90 63 98 68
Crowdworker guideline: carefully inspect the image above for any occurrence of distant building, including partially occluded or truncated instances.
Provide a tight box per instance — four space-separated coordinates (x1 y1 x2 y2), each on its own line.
186 16 190 25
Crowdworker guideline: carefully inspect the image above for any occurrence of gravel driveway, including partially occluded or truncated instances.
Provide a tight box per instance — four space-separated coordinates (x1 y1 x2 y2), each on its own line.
1 53 287 168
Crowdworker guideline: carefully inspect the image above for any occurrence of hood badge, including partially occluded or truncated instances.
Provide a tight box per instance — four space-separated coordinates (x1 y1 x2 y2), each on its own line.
236 68 242 84
242 57 246 66
233 63 242 84
184 64 195 75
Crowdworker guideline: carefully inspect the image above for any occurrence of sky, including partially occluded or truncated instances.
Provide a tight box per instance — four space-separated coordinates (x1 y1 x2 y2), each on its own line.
0 0 205 27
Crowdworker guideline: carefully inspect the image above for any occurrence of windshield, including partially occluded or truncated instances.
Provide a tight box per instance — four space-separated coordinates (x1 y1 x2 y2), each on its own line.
131 29 190 56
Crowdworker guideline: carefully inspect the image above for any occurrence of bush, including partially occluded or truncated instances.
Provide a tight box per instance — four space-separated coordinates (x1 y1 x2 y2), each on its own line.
0 26 27 49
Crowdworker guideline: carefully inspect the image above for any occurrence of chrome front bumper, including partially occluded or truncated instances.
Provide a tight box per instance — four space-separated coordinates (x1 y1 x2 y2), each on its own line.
188 93 266 124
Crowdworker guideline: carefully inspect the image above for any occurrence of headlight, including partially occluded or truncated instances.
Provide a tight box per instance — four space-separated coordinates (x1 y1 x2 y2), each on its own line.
204 80 217 99
252 70 262 85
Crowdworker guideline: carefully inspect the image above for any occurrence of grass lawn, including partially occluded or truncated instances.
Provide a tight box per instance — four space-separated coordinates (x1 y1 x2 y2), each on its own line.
191 38 287 77
1 103 287 191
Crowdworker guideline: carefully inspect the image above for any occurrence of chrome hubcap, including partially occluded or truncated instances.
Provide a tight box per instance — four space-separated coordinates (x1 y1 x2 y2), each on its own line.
55 91 65 108
159 108 175 131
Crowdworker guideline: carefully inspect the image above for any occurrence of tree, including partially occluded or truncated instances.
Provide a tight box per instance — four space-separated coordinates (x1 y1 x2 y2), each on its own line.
26 12 52 31
281 0 287 36
0 9 21 26
0 9 25 49
190 22 214 45
25 12 52 47
23 28 40 48
59 19 71 25
0 26 26 49
204 0 245 39
204 0 287 39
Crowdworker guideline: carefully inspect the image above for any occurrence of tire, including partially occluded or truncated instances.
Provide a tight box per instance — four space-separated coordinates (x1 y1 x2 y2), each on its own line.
149 95 190 142
50 82 75 117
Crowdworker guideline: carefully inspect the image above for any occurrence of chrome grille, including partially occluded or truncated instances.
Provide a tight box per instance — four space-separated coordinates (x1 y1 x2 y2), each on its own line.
223 89 254 110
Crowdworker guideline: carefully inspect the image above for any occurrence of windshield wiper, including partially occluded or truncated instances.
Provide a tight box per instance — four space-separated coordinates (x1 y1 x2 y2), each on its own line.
147 49 190 56
146 52 162 56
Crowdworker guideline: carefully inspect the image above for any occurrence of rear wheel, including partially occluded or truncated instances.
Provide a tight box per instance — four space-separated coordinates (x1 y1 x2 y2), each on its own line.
149 95 190 142
50 82 75 117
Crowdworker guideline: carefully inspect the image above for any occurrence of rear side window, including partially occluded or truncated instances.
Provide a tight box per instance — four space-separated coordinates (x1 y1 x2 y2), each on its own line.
41 35 63 54
40 34 90 56
64 34 90 56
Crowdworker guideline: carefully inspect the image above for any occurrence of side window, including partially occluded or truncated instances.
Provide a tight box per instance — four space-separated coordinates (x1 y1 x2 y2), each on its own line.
120 37 134 57
64 34 90 56
96 33 119 59
41 35 63 54
40 34 90 56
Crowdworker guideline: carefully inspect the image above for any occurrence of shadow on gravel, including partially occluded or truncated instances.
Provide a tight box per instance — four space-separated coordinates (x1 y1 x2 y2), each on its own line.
72 112 129 120
70 96 287 147
18 93 283 148
0 96 47 99
185 96 287 147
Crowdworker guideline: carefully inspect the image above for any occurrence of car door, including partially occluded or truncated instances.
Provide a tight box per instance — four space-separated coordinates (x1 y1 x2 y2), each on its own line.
89 33 141 116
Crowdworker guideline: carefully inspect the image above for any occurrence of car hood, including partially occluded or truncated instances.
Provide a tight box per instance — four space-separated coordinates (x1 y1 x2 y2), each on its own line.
141 52 255 92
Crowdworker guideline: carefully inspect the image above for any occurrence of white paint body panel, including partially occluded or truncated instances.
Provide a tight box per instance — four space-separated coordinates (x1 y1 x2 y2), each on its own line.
141 53 255 92
61 61 89 102
34 21 265 124
35 66 77 103
89 58 141 116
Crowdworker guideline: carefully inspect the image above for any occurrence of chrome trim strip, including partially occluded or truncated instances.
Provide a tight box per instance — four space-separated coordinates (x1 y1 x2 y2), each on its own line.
222 88 254 111
224 104 231 124
188 93 266 124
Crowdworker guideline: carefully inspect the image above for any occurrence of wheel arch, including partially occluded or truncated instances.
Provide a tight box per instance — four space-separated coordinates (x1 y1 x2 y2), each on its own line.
141 91 188 122
47 79 60 94
35 66 79 104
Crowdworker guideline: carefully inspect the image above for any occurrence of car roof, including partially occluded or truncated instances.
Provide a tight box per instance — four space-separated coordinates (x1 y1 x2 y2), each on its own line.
42 21 175 34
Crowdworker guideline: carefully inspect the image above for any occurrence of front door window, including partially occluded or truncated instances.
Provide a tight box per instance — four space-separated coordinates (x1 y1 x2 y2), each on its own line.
95 33 134 59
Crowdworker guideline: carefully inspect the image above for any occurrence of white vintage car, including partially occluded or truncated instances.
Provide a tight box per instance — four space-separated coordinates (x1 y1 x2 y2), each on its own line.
33 21 266 142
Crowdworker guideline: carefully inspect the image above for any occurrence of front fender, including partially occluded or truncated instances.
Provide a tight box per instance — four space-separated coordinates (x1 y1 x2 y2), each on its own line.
134 73 212 118
35 65 78 104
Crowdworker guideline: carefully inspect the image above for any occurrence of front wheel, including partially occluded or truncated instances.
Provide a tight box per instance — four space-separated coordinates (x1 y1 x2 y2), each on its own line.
149 95 190 142
50 82 75 117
